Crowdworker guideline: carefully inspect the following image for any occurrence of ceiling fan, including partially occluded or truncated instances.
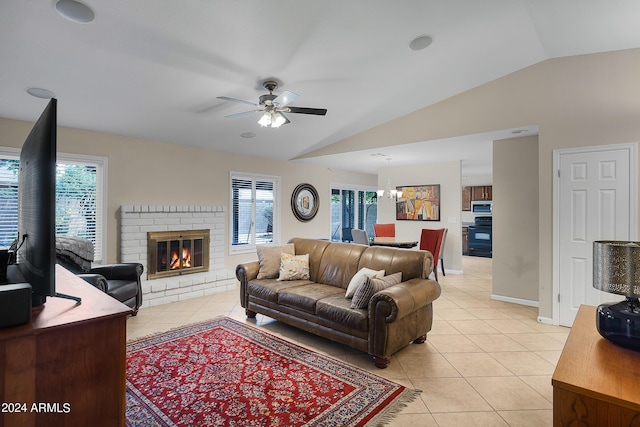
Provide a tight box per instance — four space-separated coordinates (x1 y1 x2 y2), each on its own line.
217 80 327 128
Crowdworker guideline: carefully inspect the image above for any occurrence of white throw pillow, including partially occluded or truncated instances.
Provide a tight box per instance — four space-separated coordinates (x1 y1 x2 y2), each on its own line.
278 253 310 281
345 267 385 299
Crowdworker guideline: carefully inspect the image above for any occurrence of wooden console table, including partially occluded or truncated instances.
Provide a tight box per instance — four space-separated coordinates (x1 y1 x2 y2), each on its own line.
0 266 131 427
552 305 640 426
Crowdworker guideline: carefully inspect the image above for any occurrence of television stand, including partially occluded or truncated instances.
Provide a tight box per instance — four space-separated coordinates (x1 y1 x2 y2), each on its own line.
0 265 132 427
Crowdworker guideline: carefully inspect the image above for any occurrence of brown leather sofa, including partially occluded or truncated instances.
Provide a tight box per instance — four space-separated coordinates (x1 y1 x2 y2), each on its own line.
236 238 441 368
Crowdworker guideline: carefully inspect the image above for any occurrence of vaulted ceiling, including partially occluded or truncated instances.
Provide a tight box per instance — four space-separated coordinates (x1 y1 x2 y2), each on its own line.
2 1 640 174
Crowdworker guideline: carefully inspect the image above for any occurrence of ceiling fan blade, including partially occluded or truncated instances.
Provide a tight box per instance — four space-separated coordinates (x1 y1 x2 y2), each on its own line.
273 91 299 108
217 96 258 107
287 107 327 116
224 110 259 118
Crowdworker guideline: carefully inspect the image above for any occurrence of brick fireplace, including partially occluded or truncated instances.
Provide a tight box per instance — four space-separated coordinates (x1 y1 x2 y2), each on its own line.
120 205 235 307
147 229 210 280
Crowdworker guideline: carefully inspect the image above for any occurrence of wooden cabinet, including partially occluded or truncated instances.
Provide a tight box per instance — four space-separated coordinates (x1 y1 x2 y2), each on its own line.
552 305 640 426
472 185 492 201
462 186 492 209
462 187 472 211
462 227 469 255
0 266 132 427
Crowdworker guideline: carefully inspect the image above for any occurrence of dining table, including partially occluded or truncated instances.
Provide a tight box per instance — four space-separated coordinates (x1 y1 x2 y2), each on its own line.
370 237 419 249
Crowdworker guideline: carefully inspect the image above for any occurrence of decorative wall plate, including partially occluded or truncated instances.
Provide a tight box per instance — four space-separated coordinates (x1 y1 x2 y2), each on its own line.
291 183 319 222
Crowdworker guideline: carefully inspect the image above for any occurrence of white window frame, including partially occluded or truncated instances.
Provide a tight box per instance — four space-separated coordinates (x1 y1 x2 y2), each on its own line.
0 147 108 264
229 171 281 255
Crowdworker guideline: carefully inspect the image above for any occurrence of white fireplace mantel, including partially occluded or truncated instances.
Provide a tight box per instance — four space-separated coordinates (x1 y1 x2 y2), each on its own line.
119 205 235 307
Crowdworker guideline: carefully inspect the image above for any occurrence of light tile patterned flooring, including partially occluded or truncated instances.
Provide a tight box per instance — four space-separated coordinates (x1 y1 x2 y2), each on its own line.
127 256 568 427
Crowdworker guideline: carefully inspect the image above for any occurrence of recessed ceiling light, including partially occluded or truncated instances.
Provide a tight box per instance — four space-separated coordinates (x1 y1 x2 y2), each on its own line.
55 0 95 23
409 35 433 51
241 132 256 139
26 87 56 99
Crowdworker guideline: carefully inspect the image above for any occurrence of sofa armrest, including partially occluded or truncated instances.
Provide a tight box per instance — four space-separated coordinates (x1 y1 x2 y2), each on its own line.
76 273 108 293
90 263 143 281
236 261 260 308
369 278 441 323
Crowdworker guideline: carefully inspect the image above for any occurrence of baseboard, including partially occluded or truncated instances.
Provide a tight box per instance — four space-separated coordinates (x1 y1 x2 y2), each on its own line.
491 294 539 307
442 268 463 275
537 316 554 325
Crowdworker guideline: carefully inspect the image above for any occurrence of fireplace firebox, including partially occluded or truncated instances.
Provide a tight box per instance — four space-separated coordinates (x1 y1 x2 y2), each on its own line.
147 229 210 280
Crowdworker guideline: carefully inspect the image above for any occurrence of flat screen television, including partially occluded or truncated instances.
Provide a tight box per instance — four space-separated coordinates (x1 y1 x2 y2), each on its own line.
13 98 58 306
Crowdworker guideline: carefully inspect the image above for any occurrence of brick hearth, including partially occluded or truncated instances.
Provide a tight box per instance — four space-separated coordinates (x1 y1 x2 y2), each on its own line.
120 205 235 307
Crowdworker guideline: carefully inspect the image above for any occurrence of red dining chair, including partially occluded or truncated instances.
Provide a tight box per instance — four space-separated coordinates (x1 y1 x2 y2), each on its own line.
419 228 446 282
373 223 396 238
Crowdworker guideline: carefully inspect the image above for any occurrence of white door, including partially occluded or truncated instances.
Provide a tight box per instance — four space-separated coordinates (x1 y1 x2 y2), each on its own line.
556 144 636 327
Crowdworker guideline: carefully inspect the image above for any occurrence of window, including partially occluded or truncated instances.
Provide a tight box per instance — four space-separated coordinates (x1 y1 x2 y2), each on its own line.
330 184 377 242
230 172 280 254
0 148 107 263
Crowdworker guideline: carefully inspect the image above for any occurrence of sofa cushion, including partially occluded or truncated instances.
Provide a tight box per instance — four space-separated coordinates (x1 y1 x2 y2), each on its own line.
247 279 312 303
105 279 138 302
256 243 295 279
315 243 368 288
278 283 344 314
350 272 402 309
345 267 385 298
316 294 369 333
358 246 431 281
278 253 310 281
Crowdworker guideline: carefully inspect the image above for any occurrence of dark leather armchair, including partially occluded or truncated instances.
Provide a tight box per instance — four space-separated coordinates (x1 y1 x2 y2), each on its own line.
55 236 143 315
77 264 143 315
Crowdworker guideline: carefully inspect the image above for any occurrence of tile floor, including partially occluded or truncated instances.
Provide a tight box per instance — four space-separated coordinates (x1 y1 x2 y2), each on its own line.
127 255 568 427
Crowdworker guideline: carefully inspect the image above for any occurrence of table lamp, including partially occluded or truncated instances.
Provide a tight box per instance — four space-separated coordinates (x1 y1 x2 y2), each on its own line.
593 241 640 350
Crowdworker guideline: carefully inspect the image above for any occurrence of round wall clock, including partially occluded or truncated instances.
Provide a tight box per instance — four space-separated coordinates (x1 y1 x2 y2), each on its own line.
291 183 319 222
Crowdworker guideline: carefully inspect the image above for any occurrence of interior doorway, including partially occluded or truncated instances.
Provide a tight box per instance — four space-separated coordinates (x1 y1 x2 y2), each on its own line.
553 143 637 326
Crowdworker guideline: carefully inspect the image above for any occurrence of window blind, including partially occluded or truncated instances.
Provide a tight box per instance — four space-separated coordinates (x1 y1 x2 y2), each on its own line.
0 151 105 262
230 173 279 253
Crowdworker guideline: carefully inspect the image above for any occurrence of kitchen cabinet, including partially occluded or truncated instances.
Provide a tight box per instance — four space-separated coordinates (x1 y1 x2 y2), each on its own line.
462 226 469 255
462 187 472 211
472 185 492 201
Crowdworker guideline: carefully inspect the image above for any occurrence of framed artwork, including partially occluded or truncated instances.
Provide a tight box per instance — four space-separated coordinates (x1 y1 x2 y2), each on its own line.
291 183 319 222
396 184 440 221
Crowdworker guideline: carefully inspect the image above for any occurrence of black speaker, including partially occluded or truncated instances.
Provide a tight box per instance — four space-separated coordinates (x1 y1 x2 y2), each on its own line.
0 249 11 284
0 283 32 328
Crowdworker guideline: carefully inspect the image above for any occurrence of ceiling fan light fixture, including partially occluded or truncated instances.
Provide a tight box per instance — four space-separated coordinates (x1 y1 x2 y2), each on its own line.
258 112 272 127
271 112 286 128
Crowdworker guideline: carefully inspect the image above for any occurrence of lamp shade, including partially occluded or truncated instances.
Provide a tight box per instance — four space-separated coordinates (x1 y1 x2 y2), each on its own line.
593 241 640 297
592 240 640 351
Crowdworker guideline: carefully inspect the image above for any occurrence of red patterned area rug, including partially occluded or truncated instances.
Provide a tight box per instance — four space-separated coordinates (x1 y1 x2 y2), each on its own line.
126 317 420 426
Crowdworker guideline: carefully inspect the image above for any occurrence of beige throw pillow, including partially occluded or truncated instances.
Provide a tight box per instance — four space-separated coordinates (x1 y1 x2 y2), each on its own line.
345 268 385 299
350 272 402 309
278 253 310 281
256 243 295 279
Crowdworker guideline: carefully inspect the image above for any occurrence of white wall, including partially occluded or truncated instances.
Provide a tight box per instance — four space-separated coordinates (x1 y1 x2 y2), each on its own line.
303 48 640 319
378 160 463 272
493 136 539 304
0 117 377 270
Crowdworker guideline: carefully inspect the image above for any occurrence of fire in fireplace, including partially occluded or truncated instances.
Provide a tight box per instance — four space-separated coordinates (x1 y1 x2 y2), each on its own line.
147 229 210 280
